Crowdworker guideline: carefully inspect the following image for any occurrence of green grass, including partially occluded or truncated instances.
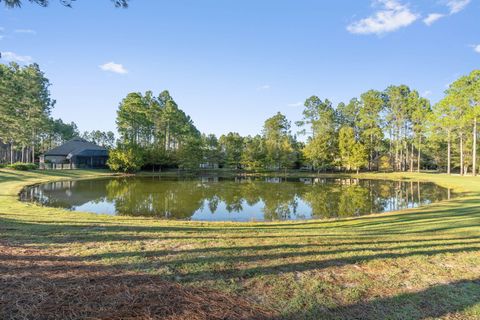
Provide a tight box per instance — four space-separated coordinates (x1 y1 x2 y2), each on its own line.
1 169 480 319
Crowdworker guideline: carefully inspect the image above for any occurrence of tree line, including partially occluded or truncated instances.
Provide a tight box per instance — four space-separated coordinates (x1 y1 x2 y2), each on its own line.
0 63 114 164
0 62 57 163
1 61 478 175
109 69 480 175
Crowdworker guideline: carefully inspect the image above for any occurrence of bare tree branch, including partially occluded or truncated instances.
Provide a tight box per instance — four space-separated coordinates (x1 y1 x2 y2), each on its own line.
1 0 128 8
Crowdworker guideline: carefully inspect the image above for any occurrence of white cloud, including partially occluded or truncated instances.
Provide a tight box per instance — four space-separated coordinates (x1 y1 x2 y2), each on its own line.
446 0 471 14
422 90 432 97
347 0 419 35
1 51 33 63
423 13 445 26
473 45 480 54
258 84 271 90
288 102 303 107
423 1 470 26
14 29 36 35
99 61 128 74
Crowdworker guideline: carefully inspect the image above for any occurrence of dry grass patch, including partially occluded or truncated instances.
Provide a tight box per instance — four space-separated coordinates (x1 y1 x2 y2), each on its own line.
1 169 480 319
0 242 273 320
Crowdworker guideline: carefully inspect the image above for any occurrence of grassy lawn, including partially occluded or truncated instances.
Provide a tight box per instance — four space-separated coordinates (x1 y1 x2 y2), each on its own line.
1 169 480 319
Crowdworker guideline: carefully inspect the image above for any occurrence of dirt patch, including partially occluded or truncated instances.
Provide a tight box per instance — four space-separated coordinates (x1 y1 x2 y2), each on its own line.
0 243 273 320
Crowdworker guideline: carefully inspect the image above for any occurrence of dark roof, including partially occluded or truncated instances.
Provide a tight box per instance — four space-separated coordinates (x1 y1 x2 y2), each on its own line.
44 137 108 157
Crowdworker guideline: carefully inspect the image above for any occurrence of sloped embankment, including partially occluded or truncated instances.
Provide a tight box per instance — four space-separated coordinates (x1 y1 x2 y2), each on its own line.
0 242 273 320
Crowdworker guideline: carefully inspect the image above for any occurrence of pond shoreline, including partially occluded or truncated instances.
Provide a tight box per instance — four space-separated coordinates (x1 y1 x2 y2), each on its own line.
11 169 475 223
2 169 480 319
19 173 456 222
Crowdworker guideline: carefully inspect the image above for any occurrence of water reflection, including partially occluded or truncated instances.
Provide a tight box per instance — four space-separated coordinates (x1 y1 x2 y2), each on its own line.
20 176 453 221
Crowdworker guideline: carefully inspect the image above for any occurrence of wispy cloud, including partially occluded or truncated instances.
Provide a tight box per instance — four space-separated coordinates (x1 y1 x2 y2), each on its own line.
288 102 303 107
423 13 445 26
99 61 128 74
423 0 470 26
347 0 418 35
258 84 271 90
472 45 480 54
446 0 470 14
1 51 33 63
422 90 432 97
14 29 36 35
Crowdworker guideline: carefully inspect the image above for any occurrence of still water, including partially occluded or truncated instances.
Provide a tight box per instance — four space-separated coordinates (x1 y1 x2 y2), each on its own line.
20 176 453 222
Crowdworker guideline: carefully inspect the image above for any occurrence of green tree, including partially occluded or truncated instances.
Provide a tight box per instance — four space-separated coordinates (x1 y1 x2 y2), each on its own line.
219 132 244 169
263 112 295 170
297 96 337 171
384 85 412 171
241 135 265 170
0 64 19 163
42 118 79 151
83 130 115 149
107 145 144 173
177 137 204 169
202 134 223 168
433 95 458 174
336 98 360 130
446 70 480 176
338 127 367 174
409 91 432 172
358 90 384 170
303 134 333 172
0 63 54 164
114 90 201 170
116 92 150 147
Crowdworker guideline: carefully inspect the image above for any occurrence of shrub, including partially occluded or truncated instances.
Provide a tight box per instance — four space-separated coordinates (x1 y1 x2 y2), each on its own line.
7 162 38 171
378 155 392 172
107 146 144 173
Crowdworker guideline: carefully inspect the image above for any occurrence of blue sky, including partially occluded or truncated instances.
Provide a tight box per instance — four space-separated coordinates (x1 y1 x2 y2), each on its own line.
0 0 478 137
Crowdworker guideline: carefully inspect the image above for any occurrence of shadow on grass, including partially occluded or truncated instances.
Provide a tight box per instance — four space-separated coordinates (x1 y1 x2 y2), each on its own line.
2 170 480 318
4 237 476 264
0 169 113 184
0 243 272 320
2 191 480 244
2 242 479 319
271 278 480 320
4 239 480 284
2 210 480 246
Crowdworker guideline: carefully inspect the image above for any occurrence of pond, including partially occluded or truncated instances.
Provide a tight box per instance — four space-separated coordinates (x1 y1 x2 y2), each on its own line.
20 176 453 221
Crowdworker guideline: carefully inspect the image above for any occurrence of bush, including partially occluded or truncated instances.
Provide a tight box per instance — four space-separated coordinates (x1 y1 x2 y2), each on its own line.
107 147 144 173
7 162 38 171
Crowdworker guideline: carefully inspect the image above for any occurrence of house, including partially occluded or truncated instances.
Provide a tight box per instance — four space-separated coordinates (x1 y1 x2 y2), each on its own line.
199 161 219 169
40 137 109 169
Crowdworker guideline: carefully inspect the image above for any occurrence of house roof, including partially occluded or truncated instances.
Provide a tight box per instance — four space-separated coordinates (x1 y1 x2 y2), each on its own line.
44 137 108 157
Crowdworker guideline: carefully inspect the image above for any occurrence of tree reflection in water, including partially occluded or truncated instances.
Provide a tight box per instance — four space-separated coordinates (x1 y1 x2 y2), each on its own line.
21 176 453 221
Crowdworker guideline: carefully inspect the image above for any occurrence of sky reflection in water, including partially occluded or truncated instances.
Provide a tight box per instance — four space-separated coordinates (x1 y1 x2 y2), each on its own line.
20 176 453 222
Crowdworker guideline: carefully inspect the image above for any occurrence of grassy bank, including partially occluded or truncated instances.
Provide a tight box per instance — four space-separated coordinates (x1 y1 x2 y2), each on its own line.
1 169 480 319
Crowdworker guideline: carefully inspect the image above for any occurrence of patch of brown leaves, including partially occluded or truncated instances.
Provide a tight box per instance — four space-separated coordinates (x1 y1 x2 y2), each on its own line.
0 243 273 320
